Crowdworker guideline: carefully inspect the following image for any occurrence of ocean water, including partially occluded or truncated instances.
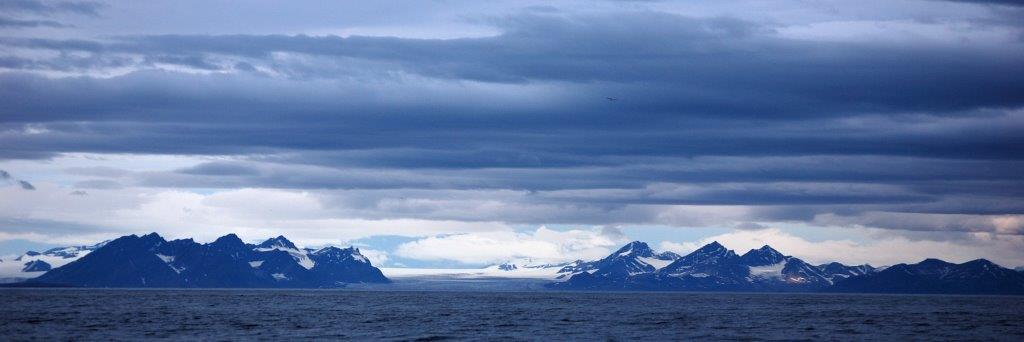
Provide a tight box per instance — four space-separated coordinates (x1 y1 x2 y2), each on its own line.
2 289 1022 340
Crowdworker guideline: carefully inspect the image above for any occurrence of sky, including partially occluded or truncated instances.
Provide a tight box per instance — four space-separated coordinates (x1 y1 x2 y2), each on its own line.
0 0 1022 268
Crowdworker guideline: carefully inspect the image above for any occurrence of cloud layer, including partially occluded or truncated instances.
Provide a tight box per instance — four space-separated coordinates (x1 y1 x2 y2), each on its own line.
0 0 1022 264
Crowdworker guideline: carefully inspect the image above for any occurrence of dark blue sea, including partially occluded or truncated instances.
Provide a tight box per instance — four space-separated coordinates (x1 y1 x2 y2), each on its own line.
2 289 1023 340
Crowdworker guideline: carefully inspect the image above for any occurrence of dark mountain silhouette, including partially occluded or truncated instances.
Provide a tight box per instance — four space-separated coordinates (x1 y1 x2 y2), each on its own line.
29 233 388 288
830 258 1024 295
552 241 1023 295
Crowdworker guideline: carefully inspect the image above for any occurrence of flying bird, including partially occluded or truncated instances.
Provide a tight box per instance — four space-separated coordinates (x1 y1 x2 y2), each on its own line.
605 97 618 101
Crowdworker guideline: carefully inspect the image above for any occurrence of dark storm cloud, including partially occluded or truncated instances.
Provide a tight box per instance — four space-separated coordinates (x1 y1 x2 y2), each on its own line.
939 0 1024 6
151 156 1024 191
4 13 1023 117
0 10 1022 232
2 87 1020 162
0 0 105 17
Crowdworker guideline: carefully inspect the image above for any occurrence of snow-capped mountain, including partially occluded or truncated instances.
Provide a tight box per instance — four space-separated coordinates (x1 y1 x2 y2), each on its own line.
551 241 1024 294
26 233 388 288
0 240 109 282
592 241 681 278
254 235 315 270
777 257 832 287
629 242 754 291
9 235 1022 294
306 246 388 284
468 246 679 282
739 245 787 266
36 242 109 259
658 241 741 276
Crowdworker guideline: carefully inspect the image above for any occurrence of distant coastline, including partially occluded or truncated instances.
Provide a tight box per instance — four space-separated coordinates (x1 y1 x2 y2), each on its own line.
6 233 1023 295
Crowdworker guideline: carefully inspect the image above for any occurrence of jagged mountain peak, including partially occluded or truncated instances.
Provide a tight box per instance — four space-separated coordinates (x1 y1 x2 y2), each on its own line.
739 245 787 266
257 235 298 250
205 234 251 260
755 245 782 254
137 232 167 245
648 241 743 279
312 246 369 264
210 233 245 247
314 246 341 254
689 241 735 258
658 251 681 260
612 241 655 258
639 242 739 277
606 241 679 263
695 241 728 253
583 241 679 278
105 232 165 249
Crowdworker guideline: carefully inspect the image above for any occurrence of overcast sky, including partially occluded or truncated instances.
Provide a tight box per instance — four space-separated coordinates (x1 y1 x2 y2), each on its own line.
1 0 1022 268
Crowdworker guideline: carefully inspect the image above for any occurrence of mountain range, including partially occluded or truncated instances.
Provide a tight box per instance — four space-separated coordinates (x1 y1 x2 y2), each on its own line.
6 234 1024 294
549 241 1024 295
22 233 388 288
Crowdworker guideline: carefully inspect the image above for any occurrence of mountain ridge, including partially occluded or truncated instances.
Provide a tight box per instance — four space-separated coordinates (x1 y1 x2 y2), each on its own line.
27 233 388 288
551 241 1024 295
8 236 1023 294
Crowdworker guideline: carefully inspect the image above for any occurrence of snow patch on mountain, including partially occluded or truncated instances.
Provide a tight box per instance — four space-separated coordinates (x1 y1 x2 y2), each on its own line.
255 236 316 269
254 245 315 269
155 254 174 263
749 261 786 279
638 256 673 271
